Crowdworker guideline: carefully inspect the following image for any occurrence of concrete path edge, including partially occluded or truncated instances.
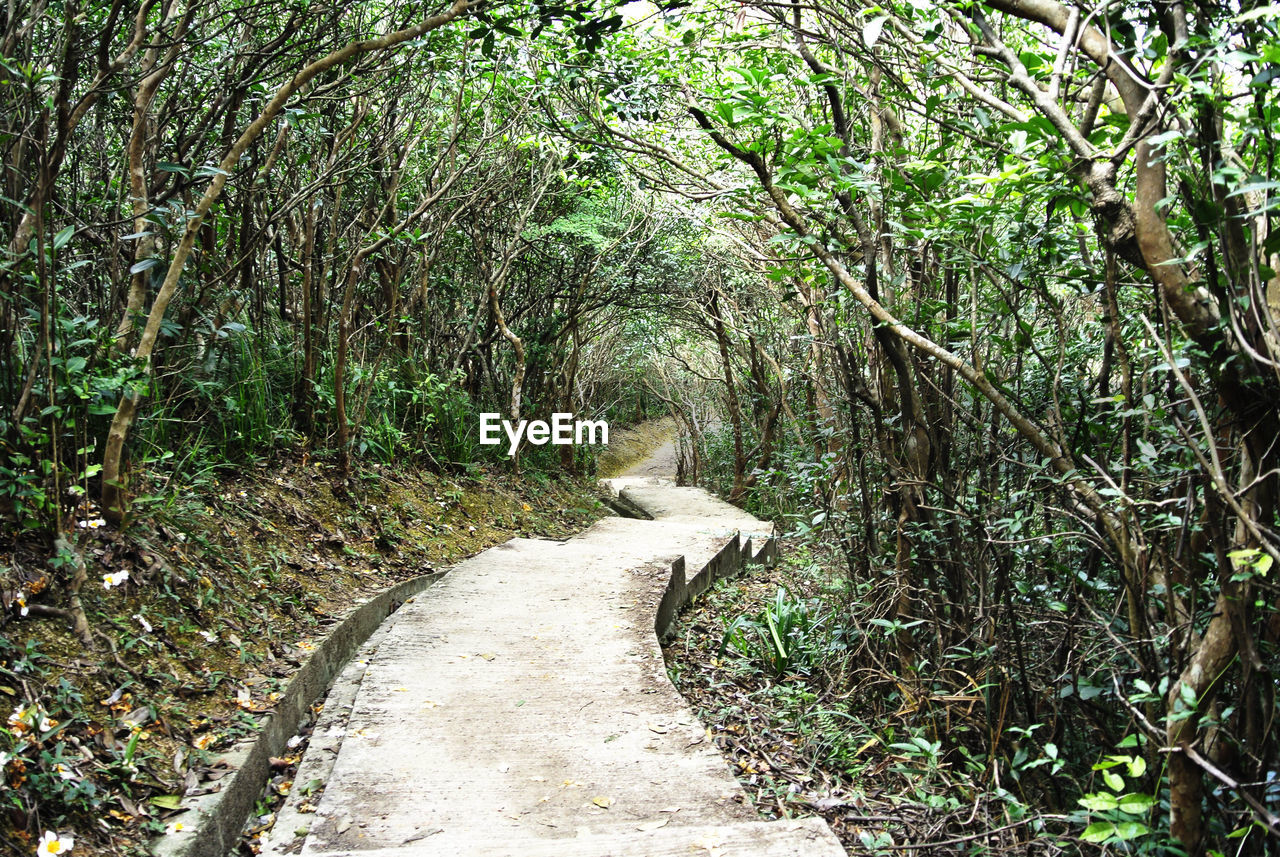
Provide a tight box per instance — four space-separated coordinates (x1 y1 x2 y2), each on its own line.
149 571 445 857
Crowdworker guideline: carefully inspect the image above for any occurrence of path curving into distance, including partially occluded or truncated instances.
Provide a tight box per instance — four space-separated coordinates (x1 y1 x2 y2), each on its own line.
260 471 843 857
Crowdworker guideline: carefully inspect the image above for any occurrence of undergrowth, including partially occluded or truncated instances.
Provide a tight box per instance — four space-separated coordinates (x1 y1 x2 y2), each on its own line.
664 542 1104 856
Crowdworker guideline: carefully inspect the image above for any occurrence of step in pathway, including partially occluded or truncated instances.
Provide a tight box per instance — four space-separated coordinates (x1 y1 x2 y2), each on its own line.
262 476 843 857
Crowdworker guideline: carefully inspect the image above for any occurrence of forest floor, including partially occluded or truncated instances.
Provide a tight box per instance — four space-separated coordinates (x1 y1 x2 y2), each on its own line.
0 453 609 856
661 547 1031 855
663 560 872 855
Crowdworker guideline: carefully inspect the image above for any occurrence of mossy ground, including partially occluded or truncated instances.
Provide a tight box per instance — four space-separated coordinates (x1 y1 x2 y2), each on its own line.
0 453 608 856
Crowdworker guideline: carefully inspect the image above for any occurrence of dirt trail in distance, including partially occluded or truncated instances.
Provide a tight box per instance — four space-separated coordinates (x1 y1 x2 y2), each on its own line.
597 417 678 479
620 433 677 480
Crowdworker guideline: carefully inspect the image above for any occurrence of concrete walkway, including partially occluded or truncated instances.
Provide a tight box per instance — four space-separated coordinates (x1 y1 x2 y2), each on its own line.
263 478 843 857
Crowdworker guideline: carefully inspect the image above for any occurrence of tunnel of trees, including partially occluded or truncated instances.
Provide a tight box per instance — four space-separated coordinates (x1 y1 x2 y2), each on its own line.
2 0 1279 853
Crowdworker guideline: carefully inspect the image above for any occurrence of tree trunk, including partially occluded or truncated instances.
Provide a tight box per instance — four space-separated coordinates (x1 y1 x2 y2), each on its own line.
100 0 474 521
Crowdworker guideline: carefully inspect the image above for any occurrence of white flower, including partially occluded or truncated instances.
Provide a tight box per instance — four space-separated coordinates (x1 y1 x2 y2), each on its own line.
134 613 153 633
198 630 217 643
39 714 57 732
15 591 28 617
165 821 186 835
286 735 303 749
102 570 128 589
53 762 75 780
0 751 11 767
77 517 106 529
36 830 74 856
8 705 27 728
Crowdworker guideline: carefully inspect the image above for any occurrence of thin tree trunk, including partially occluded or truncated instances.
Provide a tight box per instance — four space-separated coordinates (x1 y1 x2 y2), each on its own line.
100 0 474 521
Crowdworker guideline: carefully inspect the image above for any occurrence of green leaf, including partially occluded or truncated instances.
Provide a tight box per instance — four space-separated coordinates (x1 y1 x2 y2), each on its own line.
1103 769 1125 791
150 794 183 809
130 258 161 275
1079 793 1118 811
1114 821 1151 841
1235 4 1280 21
1078 682 1104 700
1081 822 1116 843
1227 179 1280 198
53 226 74 250
1118 793 1156 813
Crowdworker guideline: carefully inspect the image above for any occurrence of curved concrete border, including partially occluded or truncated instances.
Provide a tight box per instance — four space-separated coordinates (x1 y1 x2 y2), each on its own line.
149 571 445 857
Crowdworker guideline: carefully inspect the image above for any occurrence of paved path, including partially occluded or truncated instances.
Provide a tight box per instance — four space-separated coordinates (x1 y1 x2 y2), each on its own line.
263 477 842 857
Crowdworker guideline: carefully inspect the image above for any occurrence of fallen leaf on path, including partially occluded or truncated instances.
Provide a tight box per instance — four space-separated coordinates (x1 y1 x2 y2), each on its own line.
591 796 612 809
636 817 669 831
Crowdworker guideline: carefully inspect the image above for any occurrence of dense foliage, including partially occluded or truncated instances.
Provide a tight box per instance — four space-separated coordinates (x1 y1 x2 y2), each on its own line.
2 0 1278 853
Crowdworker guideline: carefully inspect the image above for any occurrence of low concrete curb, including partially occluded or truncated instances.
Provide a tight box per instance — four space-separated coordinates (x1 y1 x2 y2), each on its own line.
601 491 655 520
653 535 748 640
258 604 410 856
149 571 445 857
